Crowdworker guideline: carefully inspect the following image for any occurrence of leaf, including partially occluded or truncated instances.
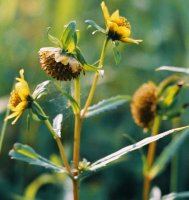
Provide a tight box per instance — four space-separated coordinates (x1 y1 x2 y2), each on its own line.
31 102 49 121
113 45 121 65
9 143 67 173
156 66 189 74
162 191 189 200
149 129 189 179
85 20 106 33
79 125 189 178
53 82 80 114
32 80 50 100
61 21 76 49
53 114 63 138
47 27 62 47
83 95 131 118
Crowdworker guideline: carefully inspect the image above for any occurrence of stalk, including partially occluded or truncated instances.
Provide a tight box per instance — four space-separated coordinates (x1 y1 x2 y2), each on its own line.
143 115 161 200
72 78 81 200
81 37 109 118
33 102 72 175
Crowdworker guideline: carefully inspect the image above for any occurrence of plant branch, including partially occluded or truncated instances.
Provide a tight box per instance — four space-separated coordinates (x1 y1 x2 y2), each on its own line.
143 115 161 200
81 37 109 118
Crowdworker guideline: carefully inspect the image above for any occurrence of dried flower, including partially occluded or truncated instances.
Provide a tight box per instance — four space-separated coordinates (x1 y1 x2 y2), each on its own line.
101 1 142 44
39 47 82 81
131 82 157 130
4 69 32 125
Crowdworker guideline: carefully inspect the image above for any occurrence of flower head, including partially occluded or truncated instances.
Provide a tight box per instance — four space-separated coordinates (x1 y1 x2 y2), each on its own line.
5 69 32 125
101 1 142 44
39 47 83 81
131 82 157 130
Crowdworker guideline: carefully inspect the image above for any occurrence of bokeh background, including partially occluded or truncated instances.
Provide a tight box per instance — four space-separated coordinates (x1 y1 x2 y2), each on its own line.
1 0 189 199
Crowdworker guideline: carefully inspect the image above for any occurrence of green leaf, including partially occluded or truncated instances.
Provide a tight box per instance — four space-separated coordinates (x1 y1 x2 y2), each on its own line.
31 101 49 121
79 125 189 179
75 47 99 71
32 80 50 100
162 191 189 200
85 20 106 33
113 45 121 65
149 129 189 179
47 27 62 47
61 21 76 49
54 82 80 114
83 95 131 118
53 114 63 138
156 66 189 74
9 143 67 173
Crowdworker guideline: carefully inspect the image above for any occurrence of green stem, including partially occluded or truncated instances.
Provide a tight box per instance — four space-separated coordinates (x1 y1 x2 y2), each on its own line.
143 115 161 200
81 37 109 118
73 78 81 169
0 108 10 153
33 102 72 175
170 118 180 192
72 78 81 200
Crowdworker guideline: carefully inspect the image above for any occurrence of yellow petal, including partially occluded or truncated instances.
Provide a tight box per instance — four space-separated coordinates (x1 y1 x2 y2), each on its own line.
19 69 25 79
110 10 120 22
15 81 30 100
101 1 110 21
11 113 22 125
107 20 119 31
116 26 131 37
121 37 143 44
4 111 20 121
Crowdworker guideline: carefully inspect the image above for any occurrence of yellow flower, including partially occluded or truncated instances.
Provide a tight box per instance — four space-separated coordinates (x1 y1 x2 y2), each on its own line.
5 69 31 125
101 1 142 44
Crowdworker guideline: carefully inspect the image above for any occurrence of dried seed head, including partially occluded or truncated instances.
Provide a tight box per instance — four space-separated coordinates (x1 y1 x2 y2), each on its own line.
131 82 157 130
39 47 82 81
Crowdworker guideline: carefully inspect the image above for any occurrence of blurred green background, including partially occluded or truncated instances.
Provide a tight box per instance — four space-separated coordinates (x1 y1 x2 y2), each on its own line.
1 0 189 199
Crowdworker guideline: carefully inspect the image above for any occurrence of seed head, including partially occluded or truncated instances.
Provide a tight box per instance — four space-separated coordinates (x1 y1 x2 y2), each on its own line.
131 82 157 130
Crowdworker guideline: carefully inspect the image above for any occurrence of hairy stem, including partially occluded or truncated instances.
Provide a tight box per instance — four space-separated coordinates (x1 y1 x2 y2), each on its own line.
143 115 161 200
81 37 109 118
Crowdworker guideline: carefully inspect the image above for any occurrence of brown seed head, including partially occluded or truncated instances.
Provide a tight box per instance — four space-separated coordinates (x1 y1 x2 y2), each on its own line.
131 82 157 130
39 47 82 81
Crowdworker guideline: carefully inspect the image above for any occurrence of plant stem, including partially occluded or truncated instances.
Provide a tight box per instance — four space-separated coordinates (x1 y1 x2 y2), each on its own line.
73 179 79 200
33 102 72 175
81 37 109 118
72 78 81 200
143 115 161 200
0 108 10 153
73 78 81 169
170 118 180 192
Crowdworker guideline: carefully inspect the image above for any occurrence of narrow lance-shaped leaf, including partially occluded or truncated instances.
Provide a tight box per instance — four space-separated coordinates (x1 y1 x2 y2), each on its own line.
47 27 62 47
79 125 189 178
32 80 50 100
75 47 99 71
9 143 67 173
162 191 189 200
149 129 189 179
156 66 189 74
82 95 131 118
53 114 63 138
85 20 106 33
61 21 76 49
